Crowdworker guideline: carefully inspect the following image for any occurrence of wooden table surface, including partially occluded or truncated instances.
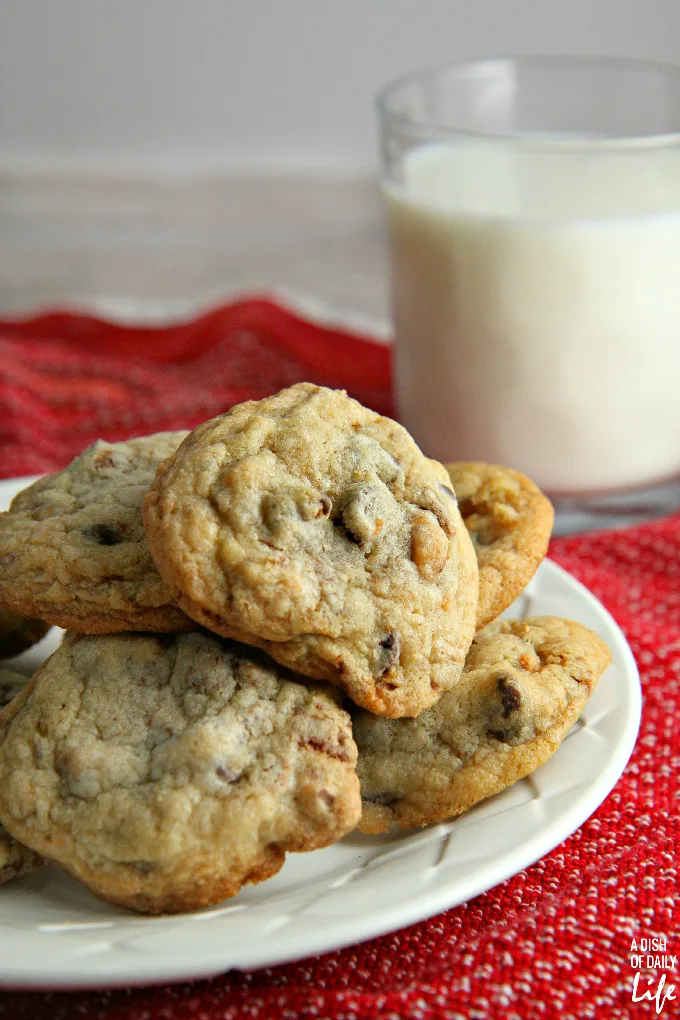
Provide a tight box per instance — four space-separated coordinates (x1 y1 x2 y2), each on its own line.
0 172 389 320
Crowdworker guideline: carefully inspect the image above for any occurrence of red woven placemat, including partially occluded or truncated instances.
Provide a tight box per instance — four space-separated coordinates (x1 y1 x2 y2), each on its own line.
0 297 677 1020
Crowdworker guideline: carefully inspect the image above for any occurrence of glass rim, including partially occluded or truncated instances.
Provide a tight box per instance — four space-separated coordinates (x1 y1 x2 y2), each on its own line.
376 54 680 149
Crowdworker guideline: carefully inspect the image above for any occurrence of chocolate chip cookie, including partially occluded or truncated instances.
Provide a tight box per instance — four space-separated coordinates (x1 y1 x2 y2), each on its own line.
0 609 50 660
0 824 45 885
0 668 29 708
446 462 554 629
144 384 478 718
355 616 611 833
0 434 193 633
0 670 46 884
0 631 360 914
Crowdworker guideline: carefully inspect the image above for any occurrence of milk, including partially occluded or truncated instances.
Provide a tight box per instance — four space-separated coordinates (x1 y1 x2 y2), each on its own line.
385 144 680 493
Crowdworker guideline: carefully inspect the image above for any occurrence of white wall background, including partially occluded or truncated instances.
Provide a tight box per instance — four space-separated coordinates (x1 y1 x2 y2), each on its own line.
2 0 680 173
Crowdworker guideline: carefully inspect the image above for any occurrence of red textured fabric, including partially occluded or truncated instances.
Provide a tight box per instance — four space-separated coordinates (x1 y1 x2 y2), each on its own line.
0 297 392 478
0 297 677 1020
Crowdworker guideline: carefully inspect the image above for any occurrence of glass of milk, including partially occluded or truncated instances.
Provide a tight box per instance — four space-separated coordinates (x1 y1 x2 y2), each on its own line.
378 56 680 530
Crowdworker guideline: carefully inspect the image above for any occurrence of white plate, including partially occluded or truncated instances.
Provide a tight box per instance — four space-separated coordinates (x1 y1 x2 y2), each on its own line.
0 475 641 990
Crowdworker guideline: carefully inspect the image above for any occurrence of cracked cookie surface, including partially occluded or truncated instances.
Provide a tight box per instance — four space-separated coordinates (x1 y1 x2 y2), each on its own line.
0 433 192 633
144 384 478 718
446 462 554 629
0 630 360 914
355 616 611 833
0 609 50 660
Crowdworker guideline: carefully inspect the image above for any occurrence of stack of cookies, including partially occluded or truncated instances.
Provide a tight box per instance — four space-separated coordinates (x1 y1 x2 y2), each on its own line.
0 383 611 914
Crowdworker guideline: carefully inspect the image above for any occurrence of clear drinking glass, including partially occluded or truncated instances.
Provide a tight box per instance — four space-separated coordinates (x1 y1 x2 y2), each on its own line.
377 57 680 532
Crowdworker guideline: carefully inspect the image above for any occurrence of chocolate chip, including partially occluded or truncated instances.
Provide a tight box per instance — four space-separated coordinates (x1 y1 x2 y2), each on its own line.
375 630 400 677
487 729 508 742
458 497 474 519
318 495 332 518
133 862 157 874
471 529 494 548
82 523 124 546
216 765 241 783
332 513 361 544
364 793 397 806
497 676 521 718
